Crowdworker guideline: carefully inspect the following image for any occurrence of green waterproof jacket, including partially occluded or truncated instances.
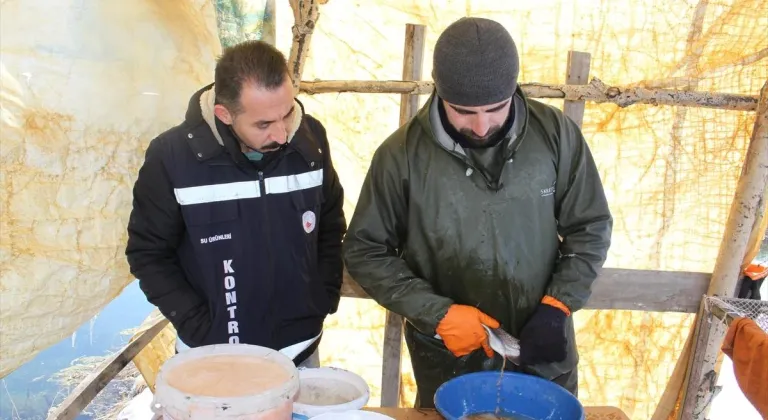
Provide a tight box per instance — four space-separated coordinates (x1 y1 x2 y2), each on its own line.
342 88 612 379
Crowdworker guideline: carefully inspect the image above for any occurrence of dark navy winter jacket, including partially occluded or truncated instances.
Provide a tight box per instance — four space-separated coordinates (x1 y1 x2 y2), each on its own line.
125 85 346 364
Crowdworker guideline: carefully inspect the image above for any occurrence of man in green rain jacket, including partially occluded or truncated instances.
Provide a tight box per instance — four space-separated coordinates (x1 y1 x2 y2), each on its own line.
342 17 612 407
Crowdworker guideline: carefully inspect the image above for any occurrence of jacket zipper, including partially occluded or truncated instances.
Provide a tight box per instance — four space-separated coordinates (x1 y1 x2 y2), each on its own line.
255 147 292 194
447 150 505 190
446 150 481 175
258 170 265 194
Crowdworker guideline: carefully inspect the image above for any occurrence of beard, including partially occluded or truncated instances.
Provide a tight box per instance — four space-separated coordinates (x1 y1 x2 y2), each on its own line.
458 125 503 145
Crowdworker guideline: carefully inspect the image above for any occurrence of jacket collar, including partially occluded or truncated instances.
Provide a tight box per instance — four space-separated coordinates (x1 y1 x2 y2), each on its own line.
417 86 529 160
183 84 307 163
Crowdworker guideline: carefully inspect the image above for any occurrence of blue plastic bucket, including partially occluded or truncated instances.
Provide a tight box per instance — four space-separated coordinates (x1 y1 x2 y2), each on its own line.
434 371 585 420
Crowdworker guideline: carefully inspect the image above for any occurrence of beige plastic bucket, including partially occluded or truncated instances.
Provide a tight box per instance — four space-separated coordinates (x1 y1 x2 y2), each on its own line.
152 343 299 419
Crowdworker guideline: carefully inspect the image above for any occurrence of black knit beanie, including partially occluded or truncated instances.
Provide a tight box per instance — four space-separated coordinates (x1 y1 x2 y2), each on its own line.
432 17 519 107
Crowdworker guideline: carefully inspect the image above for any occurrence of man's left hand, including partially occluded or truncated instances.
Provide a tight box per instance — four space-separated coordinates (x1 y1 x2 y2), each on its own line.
519 297 570 365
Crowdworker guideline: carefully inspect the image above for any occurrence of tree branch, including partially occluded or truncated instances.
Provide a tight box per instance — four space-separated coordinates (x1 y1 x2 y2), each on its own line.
299 77 759 111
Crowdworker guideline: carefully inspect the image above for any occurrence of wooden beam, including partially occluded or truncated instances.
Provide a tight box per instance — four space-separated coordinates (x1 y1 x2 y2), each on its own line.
582 268 709 312
381 311 405 408
342 267 711 313
563 51 591 128
679 302 728 420
706 79 768 298
379 23 426 409
398 25 426 125
47 318 169 420
299 78 760 111
288 0 320 93
680 79 768 420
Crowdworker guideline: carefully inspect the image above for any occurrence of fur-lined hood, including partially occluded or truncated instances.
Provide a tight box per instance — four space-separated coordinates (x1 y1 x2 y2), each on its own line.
184 83 304 148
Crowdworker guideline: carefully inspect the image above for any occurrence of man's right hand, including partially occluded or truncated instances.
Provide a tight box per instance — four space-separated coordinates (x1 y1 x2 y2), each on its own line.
436 304 500 358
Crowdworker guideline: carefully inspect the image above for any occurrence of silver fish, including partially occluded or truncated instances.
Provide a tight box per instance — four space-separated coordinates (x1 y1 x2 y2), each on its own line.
484 325 521 365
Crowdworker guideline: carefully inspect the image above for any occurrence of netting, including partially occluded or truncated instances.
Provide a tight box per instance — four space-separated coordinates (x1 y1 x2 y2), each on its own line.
705 296 768 331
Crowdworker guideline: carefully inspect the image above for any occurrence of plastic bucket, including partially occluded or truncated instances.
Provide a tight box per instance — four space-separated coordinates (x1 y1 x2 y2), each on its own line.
291 367 370 419
153 343 300 420
434 371 585 420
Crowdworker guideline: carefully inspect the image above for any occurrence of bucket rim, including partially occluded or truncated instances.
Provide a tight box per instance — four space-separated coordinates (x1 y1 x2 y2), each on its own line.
153 343 299 413
292 366 371 412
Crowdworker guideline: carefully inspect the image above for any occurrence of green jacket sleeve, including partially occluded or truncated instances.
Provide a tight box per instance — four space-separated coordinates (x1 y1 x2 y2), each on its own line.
342 130 454 335
547 114 613 312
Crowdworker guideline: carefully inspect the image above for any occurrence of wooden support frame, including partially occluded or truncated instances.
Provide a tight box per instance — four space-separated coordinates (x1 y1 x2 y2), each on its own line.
47 319 169 420
288 0 320 92
49 267 712 419
299 78 759 111
679 302 730 420
379 23 426 409
563 51 592 127
41 7 768 418
679 79 768 420
344 267 711 313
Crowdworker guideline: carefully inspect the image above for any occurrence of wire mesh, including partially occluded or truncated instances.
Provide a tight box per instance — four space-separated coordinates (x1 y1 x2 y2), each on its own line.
705 296 768 332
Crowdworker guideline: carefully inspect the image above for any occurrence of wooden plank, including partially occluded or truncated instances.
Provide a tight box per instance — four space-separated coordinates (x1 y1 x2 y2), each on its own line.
680 79 768 420
47 318 169 420
364 406 630 420
563 51 591 128
380 23 427 409
584 268 709 313
343 267 711 313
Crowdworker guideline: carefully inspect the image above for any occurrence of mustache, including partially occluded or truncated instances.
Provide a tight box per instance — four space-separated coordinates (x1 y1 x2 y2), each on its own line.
261 142 283 151
260 142 288 154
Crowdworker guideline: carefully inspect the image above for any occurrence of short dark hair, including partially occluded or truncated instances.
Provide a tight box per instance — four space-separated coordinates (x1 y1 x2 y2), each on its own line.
214 40 290 114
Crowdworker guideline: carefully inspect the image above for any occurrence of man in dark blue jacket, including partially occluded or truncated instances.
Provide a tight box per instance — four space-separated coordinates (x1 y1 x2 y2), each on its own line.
125 40 346 367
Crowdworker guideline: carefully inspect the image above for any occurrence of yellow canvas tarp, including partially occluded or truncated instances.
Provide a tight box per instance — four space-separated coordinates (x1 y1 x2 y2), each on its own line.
0 0 222 377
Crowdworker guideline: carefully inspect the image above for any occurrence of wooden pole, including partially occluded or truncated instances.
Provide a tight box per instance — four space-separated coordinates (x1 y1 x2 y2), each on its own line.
678 304 729 420
399 25 426 125
380 23 426 409
381 311 404 408
706 80 768 298
47 319 169 420
680 79 768 420
299 78 759 111
288 0 320 93
562 51 591 128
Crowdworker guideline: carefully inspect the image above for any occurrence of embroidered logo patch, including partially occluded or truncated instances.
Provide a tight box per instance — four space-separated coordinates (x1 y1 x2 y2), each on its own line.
302 210 316 234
